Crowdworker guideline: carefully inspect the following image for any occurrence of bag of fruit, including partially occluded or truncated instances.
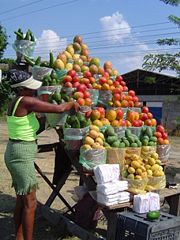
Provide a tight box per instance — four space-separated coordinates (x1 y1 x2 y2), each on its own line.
147 175 166 190
79 148 107 171
156 144 171 162
141 146 157 159
106 148 126 172
126 178 148 195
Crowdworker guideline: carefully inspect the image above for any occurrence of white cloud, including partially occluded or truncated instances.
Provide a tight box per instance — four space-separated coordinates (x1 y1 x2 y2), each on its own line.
34 30 67 60
100 12 131 43
99 11 150 73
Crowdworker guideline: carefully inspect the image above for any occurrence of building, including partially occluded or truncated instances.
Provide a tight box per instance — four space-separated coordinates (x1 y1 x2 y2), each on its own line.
122 69 180 131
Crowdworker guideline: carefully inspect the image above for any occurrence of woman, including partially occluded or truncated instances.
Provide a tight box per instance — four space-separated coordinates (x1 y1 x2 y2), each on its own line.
4 69 79 240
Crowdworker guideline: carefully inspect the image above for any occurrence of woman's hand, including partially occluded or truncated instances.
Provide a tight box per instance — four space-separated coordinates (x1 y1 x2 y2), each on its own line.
73 101 80 112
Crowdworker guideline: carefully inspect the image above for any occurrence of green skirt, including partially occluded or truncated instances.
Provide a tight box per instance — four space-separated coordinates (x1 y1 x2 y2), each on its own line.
4 140 38 195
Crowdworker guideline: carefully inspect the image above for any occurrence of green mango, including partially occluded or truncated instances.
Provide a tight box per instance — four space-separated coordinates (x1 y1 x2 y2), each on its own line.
142 135 150 141
136 140 142 147
76 112 86 122
119 142 126 148
127 136 135 144
106 136 118 145
121 169 129 178
130 142 138 147
146 211 160 220
52 92 61 104
148 141 156 146
123 140 130 147
104 142 111 148
105 125 116 136
145 126 153 138
112 140 121 148
125 129 132 138
142 139 149 146
150 136 157 142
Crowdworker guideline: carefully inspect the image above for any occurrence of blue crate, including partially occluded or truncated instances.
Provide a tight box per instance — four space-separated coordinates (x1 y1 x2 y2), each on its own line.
115 211 180 240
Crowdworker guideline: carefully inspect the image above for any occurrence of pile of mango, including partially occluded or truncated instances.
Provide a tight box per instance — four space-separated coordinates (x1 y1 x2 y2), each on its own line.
122 151 164 181
139 126 157 146
64 112 91 129
82 125 105 150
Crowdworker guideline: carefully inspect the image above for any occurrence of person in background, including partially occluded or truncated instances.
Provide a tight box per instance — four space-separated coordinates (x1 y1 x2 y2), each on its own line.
4 69 79 240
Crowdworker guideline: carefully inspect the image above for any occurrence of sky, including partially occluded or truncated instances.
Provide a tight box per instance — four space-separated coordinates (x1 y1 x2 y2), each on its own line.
0 0 180 76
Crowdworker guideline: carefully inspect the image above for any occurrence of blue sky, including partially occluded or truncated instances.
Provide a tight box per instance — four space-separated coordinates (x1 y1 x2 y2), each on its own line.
1 0 180 75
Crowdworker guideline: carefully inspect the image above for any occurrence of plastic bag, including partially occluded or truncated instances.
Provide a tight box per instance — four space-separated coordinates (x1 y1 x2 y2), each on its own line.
13 40 36 57
125 147 141 157
127 127 142 137
106 148 126 172
98 90 112 106
63 126 89 140
114 127 126 138
38 86 61 96
156 144 171 161
45 112 69 128
87 89 99 105
126 178 148 194
147 175 166 190
79 148 107 171
141 146 157 159
61 87 76 96
64 139 83 150
128 107 142 113
32 65 52 81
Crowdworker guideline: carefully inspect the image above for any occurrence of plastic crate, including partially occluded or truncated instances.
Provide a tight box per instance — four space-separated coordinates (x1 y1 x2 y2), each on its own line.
115 211 180 240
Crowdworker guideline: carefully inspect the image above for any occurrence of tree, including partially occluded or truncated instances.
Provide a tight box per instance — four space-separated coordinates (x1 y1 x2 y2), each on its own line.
142 0 180 77
0 24 8 59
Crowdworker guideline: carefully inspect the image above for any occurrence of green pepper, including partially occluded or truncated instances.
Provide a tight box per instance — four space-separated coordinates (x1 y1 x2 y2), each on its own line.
14 31 24 40
35 56 41 66
29 30 35 42
49 52 54 68
24 30 31 40
24 56 35 66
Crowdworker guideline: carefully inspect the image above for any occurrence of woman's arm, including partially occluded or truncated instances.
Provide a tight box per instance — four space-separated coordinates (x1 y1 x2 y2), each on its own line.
22 96 79 113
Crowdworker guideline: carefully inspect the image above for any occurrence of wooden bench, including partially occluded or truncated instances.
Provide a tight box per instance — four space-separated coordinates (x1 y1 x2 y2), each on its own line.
35 143 180 240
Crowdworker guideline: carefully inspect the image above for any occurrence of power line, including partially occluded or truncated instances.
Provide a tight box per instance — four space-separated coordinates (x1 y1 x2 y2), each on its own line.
28 30 180 47
0 0 45 16
0 0 80 22
5 47 179 58
6 32 179 54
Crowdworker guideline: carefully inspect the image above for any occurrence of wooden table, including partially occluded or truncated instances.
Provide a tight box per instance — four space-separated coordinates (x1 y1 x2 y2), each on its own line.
35 142 180 240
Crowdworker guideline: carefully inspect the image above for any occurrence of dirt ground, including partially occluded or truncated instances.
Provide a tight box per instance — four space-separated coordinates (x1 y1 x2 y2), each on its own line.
0 121 83 240
0 120 180 240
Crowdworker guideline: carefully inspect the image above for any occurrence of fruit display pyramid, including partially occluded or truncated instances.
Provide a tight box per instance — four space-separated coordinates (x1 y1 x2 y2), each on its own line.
22 33 170 192
33 34 169 146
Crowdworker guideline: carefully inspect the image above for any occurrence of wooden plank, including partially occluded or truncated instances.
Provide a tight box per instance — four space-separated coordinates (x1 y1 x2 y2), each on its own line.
98 201 132 211
160 187 180 198
37 143 58 153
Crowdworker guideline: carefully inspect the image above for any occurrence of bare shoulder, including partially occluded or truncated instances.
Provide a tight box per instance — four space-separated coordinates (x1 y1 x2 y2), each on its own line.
22 96 42 105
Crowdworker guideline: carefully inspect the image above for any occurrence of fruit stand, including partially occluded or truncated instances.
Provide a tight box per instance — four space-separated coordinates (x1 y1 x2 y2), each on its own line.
12 29 180 239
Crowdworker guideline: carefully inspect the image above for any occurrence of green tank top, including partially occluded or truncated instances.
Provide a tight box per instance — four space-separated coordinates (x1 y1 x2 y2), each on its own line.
7 96 40 141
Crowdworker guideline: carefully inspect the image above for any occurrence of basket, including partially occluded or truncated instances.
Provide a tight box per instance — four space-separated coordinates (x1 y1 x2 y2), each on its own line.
115 211 180 240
